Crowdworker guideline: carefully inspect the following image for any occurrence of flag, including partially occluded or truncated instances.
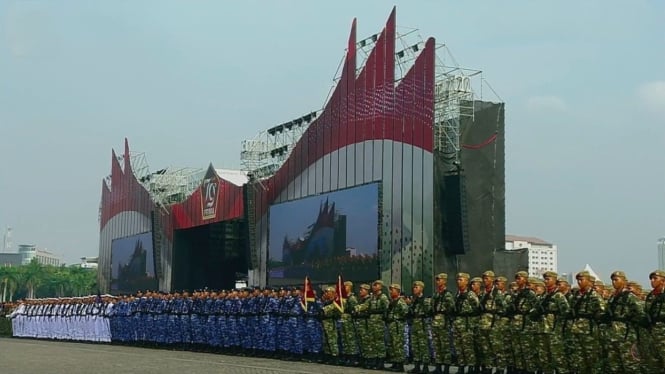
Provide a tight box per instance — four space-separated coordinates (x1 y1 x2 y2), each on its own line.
333 274 347 313
300 276 315 311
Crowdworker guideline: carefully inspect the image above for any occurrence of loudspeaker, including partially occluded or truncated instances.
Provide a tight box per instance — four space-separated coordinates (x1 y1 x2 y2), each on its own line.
443 173 468 255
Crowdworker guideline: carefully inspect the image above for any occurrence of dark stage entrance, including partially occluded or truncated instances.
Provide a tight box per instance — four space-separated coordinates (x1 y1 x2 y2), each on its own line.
172 219 247 292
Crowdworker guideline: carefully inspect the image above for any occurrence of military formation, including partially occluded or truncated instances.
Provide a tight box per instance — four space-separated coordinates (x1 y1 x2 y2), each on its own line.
5 269 665 374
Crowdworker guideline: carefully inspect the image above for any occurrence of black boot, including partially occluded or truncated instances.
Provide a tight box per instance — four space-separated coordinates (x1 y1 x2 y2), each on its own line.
457 366 466 374
421 364 430 373
408 362 422 374
431 364 443 374
375 358 385 370
391 363 405 373
442 365 450 374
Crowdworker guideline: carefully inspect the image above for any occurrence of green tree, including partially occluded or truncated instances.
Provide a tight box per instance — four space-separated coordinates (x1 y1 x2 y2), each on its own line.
21 259 44 299
0 266 19 302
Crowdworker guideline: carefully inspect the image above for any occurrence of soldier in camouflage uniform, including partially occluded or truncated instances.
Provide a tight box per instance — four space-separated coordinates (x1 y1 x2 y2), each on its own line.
604 270 644 373
321 287 341 363
431 273 455 374
353 283 373 368
569 270 606 374
367 280 389 369
452 272 480 374
408 280 432 373
508 271 538 373
644 269 665 373
470 277 482 297
477 270 505 374
494 276 514 374
340 281 359 366
536 271 570 374
386 283 408 372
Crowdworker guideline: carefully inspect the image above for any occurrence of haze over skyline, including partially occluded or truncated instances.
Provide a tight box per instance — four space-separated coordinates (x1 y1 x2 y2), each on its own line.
1 1 663 282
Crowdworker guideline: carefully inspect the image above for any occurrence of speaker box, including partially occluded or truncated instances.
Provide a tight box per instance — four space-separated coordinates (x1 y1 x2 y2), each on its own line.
443 174 468 255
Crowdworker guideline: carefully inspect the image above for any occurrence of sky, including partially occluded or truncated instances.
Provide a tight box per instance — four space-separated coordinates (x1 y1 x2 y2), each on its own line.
268 183 379 261
0 1 663 283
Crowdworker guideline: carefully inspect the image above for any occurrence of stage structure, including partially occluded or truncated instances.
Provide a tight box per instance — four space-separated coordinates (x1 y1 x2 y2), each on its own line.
99 7 506 293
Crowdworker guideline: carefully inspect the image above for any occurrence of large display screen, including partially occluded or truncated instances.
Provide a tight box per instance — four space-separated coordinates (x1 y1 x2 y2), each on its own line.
111 232 158 294
268 183 379 285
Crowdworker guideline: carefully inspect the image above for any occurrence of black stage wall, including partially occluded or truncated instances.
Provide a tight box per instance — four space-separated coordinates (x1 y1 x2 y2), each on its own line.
434 101 506 285
172 220 247 292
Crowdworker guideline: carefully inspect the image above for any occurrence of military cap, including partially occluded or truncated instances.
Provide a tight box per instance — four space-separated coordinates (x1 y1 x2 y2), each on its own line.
557 277 569 284
344 281 353 287
470 277 483 283
372 280 384 286
413 280 425 288
515 271 529 278
594 280 604 286
389 283 401 291
435 273 448 280
482 270 495 278
360 283 371 290
576 271 591 279
263 286 273 291
496 276 507 282
626 281 642 289
456 272 470 279
543 271 558 279
527 277 539 284
531 279 545 287
649 270 665 278
324 286 335 293
610 270 626 279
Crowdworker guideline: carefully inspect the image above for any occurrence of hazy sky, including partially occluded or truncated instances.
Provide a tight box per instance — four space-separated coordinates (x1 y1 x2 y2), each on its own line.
1 1 663 283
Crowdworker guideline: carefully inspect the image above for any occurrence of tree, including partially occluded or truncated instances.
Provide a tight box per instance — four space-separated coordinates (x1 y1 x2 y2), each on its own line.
22 259 43 299
0 266 18 302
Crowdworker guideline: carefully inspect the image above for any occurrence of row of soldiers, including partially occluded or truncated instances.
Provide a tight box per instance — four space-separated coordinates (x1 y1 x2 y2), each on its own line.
8 295 115 342
5 268 665 374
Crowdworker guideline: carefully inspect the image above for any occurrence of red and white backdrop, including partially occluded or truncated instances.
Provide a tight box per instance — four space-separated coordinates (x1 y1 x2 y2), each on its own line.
249 9 436 288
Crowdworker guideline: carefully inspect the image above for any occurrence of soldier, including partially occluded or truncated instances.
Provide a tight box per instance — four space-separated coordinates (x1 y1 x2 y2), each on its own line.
431 273 455 374
452 272 480 374
408 280 431 373
340 281 360 365
604 270 644 373
477 270 505 374
569 270 606 374
321 287 341 363
386 283 408 372
508 271 538 373
537 271 570 374
470 278 482 297
644 269 665 372
353 284 372 368
494 276 514 374
368 280 389 369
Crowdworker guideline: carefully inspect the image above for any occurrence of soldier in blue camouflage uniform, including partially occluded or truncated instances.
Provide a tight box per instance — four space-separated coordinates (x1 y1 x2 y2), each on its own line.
431 273 455 374
303 289 323 361
452 272 480 373
408 280 431 373
569 270 606 374
261 287 280 356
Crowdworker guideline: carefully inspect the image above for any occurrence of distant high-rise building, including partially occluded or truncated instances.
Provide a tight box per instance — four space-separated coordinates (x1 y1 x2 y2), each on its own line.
658 237 665 271
505 235 558 277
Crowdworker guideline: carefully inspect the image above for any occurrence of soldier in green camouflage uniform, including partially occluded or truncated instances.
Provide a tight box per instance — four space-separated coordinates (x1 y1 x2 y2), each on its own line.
408 280 432 373
604 270 644 373
452 272 480 373
569 270 606 374
321 287 341 362
477 270 505 374
644 269 665 372
535 271 570 374
386 283 408 372
431 273 455 374
367 280 389 369
508 271 538 373
340 281 359 365
494 276 514 374
353 284 372 368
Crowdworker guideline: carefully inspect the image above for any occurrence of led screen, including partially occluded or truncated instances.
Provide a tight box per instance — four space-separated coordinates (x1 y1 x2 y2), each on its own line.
268 183 379 285
111 232 157 294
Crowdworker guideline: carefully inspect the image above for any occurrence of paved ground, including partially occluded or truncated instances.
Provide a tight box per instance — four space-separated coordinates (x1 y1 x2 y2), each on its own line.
0 338 458 373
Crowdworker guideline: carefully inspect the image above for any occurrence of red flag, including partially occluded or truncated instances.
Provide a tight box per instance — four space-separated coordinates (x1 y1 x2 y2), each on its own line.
300 276 315 311
333 274 348 313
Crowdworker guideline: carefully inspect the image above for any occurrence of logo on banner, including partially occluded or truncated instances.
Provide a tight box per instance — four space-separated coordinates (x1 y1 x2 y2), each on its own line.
201 170 219 220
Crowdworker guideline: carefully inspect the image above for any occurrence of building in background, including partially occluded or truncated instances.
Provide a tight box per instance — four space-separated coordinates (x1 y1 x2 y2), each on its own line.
79 256 98 269
505 235 558 277
0 244 62 267
659 237 665 271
